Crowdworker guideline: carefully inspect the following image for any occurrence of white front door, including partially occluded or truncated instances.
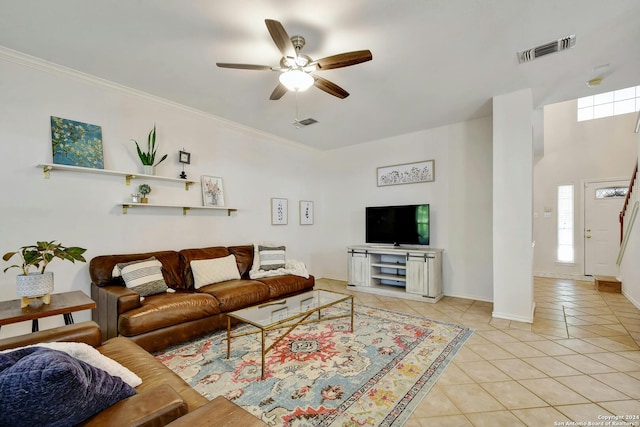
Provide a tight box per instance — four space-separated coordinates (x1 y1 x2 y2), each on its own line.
584 179 629 276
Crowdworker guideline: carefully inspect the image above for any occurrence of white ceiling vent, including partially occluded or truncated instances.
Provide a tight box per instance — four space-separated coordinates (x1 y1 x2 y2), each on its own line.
292 118 318 128
517 35 576 63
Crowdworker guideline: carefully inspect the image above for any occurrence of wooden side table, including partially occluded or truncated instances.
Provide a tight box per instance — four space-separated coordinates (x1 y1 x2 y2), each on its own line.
0 290 96 333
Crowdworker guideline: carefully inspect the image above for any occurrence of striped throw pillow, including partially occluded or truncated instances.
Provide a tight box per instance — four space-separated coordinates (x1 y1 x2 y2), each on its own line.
258 245 286 271
119 258 169 297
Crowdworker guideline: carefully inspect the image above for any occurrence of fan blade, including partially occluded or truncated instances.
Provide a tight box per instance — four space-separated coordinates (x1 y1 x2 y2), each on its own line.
313 76 349 99
265 19 296 59
313 50 373 70
216 63 273 71
269 83 288 100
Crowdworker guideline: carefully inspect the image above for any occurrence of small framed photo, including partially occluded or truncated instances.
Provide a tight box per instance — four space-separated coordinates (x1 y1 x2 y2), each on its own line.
179 150 191 164
201 175 225 207
271 198 288 225
300 200 314 225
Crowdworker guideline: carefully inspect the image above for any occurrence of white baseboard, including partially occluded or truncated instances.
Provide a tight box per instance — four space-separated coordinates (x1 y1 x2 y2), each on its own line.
492 302 535 324
534 272 594 282
622 290 640 311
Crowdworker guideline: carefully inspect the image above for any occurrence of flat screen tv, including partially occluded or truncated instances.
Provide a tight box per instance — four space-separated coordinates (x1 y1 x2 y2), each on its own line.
366 204 430 246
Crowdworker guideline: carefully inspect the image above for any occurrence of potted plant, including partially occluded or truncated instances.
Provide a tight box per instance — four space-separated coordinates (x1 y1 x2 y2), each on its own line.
139 184 151 203
131 124 167 175
3 241 86 307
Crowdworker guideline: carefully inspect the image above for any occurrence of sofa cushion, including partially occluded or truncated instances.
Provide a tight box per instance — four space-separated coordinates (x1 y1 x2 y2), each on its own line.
117 257 170 297
258 245 286 270
227 245 255 278
191 255 241 289
179 247 231 289
0 347 136 427
198 279 270 312
258 275 316 298
118 292 220 337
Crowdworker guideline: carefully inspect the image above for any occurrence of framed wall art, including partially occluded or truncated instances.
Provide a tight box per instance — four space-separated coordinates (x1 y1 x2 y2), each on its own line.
50 116 104 169
271 198 288 225
201 175 225 207
299 200 314 225
377 159 435 186
179 150 191 164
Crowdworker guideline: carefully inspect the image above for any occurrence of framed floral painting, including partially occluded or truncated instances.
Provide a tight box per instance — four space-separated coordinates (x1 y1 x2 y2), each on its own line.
201 176 225 207
50 116 104 169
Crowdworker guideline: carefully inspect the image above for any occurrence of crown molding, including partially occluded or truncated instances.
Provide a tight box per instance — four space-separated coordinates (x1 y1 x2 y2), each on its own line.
0 45 318 152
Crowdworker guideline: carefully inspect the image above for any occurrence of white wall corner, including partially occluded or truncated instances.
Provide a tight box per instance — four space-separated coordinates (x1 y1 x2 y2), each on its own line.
492 302 535 324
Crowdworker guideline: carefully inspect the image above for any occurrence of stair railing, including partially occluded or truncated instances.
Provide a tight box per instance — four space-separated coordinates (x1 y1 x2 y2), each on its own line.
617 160 638 265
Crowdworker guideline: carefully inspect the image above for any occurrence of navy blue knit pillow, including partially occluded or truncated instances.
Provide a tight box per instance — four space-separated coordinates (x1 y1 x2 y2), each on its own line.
0 347 137 427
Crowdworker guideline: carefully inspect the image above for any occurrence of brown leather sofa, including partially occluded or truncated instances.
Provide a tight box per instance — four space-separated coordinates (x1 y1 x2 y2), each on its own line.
90 245 314 352
0 321 206 426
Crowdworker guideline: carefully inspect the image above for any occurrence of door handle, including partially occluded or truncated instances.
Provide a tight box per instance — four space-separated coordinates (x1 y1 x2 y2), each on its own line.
586 228 592 232
586 235 592 239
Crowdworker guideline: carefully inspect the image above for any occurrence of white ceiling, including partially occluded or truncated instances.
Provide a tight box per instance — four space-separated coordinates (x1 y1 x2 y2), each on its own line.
0 0 638 150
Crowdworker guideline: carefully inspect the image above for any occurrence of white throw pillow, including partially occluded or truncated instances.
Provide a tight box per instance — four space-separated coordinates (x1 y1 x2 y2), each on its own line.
191 254 241 289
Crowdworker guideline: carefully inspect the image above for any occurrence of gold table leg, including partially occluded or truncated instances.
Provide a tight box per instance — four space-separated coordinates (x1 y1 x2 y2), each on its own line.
227 316 231 359
261 329 266 380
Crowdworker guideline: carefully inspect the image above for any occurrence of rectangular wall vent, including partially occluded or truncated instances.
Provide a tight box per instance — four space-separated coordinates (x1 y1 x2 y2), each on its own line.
517 35 576 63
293 118 318 128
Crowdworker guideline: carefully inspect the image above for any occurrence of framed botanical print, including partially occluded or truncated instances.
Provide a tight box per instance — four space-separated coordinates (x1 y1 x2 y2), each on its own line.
377 159 435 186
271 198 288 225
300 200 314 225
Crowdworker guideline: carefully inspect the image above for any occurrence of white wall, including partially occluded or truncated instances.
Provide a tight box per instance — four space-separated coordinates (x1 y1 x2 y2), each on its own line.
314 117 494 301
533 99 638 278
0 53 323 337
492 89 534 323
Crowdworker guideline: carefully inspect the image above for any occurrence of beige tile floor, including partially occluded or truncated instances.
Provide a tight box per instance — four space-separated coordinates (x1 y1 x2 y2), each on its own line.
315 277 640 427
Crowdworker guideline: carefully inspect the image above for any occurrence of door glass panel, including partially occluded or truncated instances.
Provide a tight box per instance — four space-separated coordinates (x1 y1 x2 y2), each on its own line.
595 187 628 199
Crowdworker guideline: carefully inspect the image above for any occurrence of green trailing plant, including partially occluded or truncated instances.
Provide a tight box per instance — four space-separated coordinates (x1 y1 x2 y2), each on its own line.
3 241 87 276
138 184 151 196
131 125 167 166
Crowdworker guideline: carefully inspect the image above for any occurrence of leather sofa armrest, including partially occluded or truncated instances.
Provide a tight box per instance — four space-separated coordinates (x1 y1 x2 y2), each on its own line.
80 383 188 427
91 283 141 341
0 321 102 351
166 396 268 427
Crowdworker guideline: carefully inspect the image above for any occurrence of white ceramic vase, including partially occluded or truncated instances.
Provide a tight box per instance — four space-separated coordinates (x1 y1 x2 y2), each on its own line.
143 165 155 175
16 272 54 298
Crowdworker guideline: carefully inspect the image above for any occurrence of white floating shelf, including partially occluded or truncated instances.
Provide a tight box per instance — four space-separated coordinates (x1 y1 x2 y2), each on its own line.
37 163 196 190
119 203 237 216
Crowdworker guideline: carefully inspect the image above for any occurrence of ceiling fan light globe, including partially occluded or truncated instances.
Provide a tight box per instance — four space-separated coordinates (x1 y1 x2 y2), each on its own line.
279 70 314 91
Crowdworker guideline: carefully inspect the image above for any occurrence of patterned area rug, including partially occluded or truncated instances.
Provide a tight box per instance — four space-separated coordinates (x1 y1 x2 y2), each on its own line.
155 303 473 426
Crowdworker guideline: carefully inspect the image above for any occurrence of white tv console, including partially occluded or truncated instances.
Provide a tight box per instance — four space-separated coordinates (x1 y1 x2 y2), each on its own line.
347 245 443 303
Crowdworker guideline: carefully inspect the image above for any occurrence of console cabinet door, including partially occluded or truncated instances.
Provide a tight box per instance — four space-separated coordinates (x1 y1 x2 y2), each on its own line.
406 254 428 295
348 250 370 287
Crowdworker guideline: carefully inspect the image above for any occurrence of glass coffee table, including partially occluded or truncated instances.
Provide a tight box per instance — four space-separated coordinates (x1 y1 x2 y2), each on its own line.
226 289 354 380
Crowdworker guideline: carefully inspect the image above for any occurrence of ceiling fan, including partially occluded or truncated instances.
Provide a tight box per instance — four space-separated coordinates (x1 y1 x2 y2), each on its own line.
216 19 372 100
